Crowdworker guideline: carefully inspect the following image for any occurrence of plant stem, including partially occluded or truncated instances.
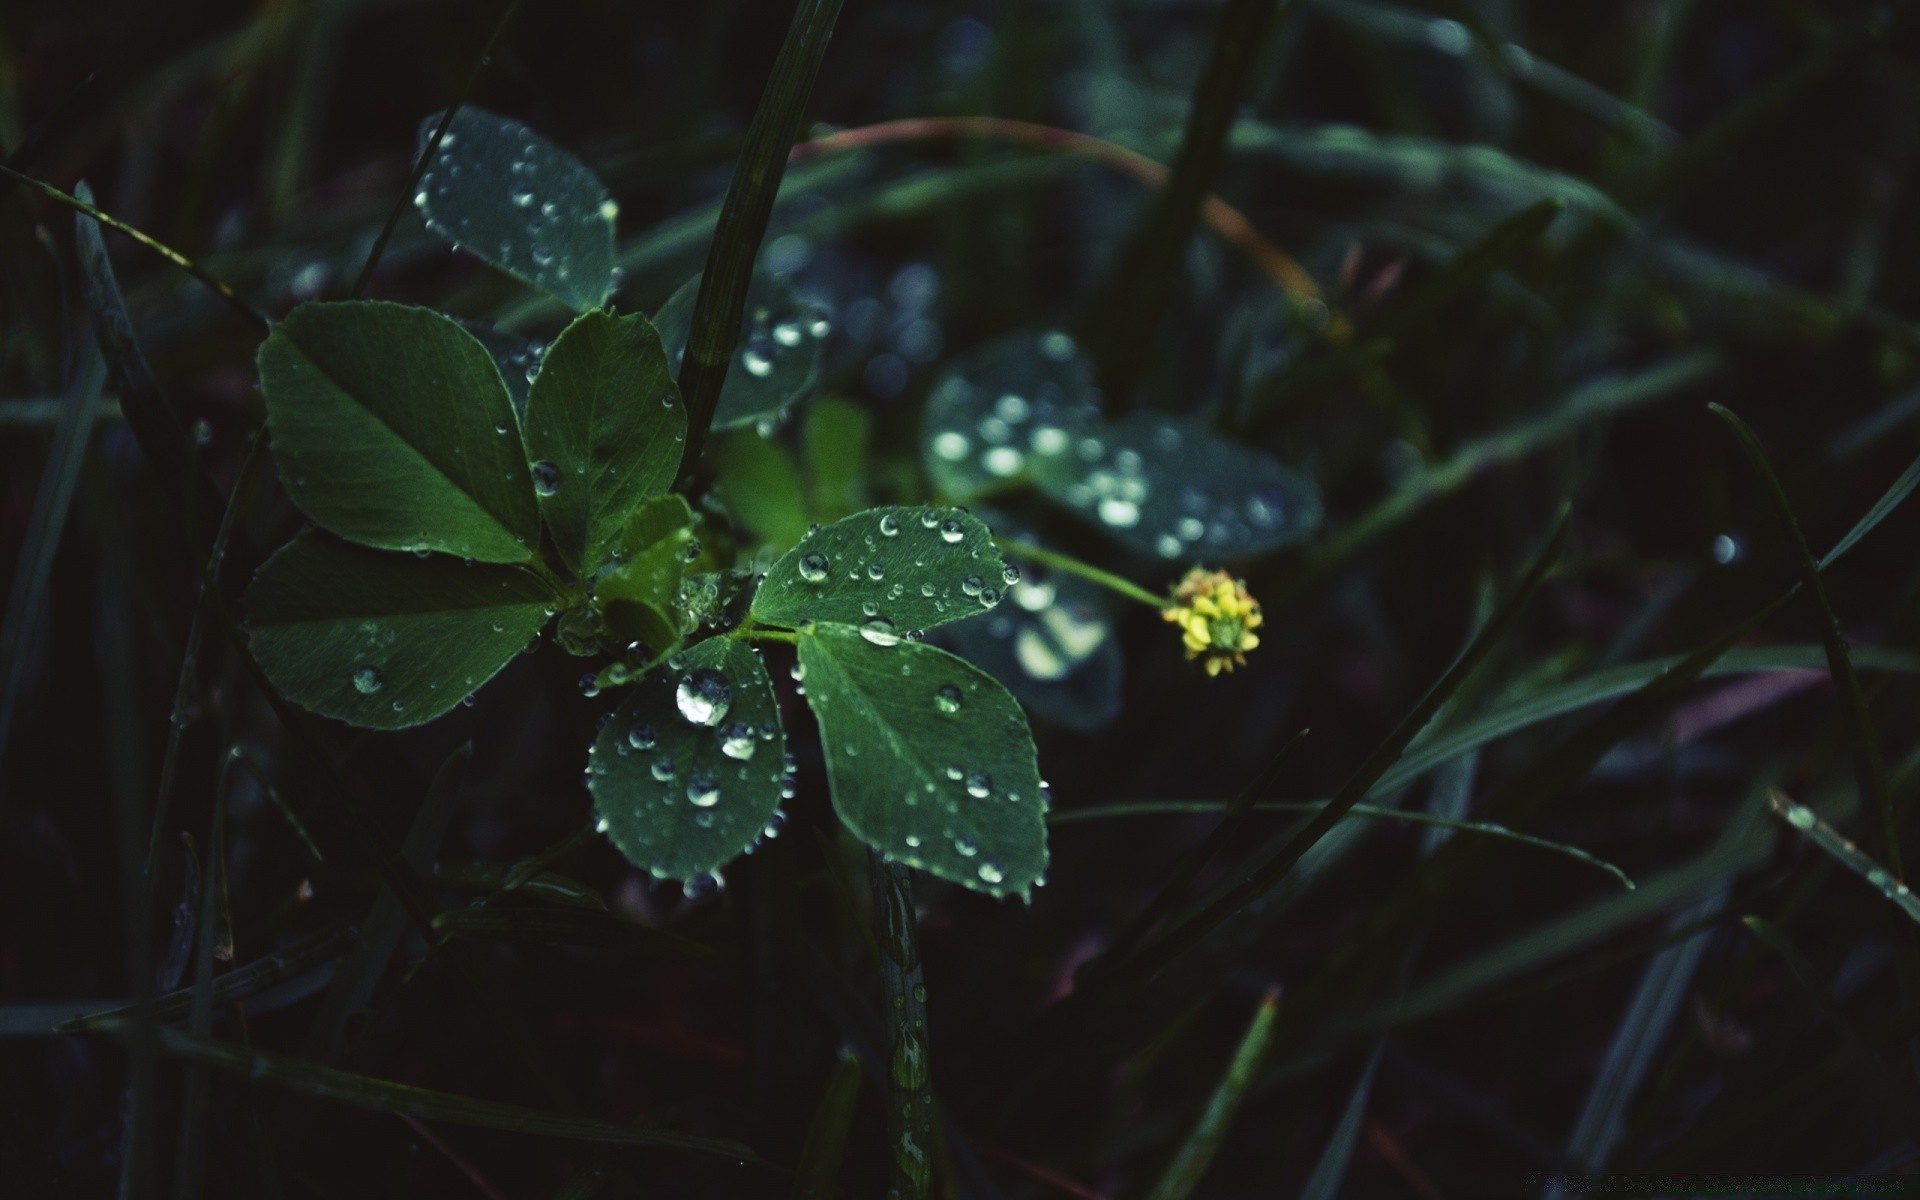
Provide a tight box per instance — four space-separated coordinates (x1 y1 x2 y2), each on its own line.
995 537 1168 610
868 851 933 1199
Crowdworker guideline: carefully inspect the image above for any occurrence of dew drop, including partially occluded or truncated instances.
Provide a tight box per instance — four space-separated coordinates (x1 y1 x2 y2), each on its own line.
797 552 831 584
861 617 902 647
720 722 756 760
531 461 560 497
939 518 966 544
628 724 657 752
935 684 962 714
651 756 678 783
676 670 732 726
965 771 992 799
687 772 720 807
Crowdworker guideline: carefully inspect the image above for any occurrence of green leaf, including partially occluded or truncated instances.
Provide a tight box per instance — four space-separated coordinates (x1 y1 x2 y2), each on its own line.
711 431 811 550
245 530 557 729
522 310 685 575
259 301 539 562
752 506 1010 636
803 396 871 520
589 636 788 884
920 330 1103 504
453 318 544 419
654 270 825 433
1030 413 1323 560
414 108 618 313
797 624 1047 899
594 495 698 653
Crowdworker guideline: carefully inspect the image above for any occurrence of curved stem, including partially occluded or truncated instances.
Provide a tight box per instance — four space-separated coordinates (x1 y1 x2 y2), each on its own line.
994 537 1168 610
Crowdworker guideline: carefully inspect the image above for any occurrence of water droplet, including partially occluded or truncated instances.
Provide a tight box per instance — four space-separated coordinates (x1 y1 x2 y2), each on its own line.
879 514 901 537
531 461 560 496
599 198 620 221
676 670 732 726
939 518 965 544
965 771 991 798
1097 497 1141 528
935 684 962 714
651 756 678 782
351 666 384 695
955 835 979 858
687 772 720 807
861 617 902 647
932 431 970 461
977 862 1005 885
742 347 774 377
983 446 1024 477
867 562 887 581
797 552 830 584
720 723 756 760
628 724 657 751
595 817 610 833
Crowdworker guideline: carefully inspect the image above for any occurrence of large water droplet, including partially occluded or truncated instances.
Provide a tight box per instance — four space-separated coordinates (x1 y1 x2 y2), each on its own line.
676 670 732 726
965 771 992 799
879 514 901 537
628 724 656 752
861 617 902 647
531 461 560 497
797 552 830 584
687 772 720 807
939 518 965 544
720 722 756 760
651 756 678 782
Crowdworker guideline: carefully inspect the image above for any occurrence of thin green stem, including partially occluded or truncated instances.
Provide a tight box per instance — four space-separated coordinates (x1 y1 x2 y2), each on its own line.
0 164 268 331
868 852 933 1198
995 537 1167 610
745 627 800 645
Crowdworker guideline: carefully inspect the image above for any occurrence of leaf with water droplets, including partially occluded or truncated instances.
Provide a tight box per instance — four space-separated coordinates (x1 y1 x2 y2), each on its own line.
453 319 545 420
244 530 559 730
593 494 696 656
653 270 823 432
522 310 685 575
258 301 540 562
751 506 1007 634
414 108 618 312
919 330 1103 503
590 637 789 883
1031 414 1323 560
797 624 1047 899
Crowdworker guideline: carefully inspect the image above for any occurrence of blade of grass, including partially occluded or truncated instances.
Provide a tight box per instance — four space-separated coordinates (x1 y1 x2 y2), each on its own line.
1142 987 1281 1200
1820 452 1920 570
1105 507 1568 991
57 923 358 1033
1051 800 1633 891
1713 404 1900 874
172 747 234 1200
1298 1042 1385 1200
1541 891 1727 1199
1769 791 1920 926
793 1052 864 1200
1091 728 1312 968
869 851 933 1199
94 1024 773 1163
0 342 104 778
1084 0 1291 396
677 0 845 477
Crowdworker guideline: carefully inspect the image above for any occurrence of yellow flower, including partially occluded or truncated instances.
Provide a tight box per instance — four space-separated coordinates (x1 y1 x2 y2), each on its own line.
1161 567 1262 676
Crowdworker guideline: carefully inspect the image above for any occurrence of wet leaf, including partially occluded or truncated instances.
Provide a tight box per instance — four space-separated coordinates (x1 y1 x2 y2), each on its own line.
752 505 1009 636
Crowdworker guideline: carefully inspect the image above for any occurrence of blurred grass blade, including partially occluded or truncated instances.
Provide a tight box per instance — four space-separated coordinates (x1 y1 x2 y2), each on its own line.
870 852 933 1199
0 342 104 777
1052 801 1633 891
1712 404 1900 874
279 744 472 1151
677 0 845 473
431 907 723 965
1143 987 1280 1200
1769 792 1920 926
1369 198 1563 345
793 1052 863 1200
1087 0 1288 393
1112 508 1568 988
1299 1042 1384 1200
1820 452 1920 569
104 1025 768 1161
59 923 358 1032
173 748 233 1200
1095 728 1311 969
1543 891 1727 1199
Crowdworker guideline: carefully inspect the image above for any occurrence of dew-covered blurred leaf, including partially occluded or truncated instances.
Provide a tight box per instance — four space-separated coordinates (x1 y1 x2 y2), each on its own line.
522 310 685 575
752 506 1010 636
259 301 539 562
711 431 810 550
919 329 1102 503
245 530 558 729
798 623 1047 899
654 270 825 432
804 396 871 520
414 108 618 312
943 555 1123 733
589 636 788 884
453 319 545 419
1031 414 1323 560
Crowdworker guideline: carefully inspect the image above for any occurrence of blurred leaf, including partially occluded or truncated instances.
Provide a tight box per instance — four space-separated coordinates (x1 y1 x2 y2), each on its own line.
655 270 825 433
590 636 788 884
244 531 557 729
753 506 1010 635
798 624 1047 899
803 397 870 521
711 431 810 550
259 301 539 562
523 310 685 575
414 107 618 312
942 561 1123 733
920 329 1102 504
